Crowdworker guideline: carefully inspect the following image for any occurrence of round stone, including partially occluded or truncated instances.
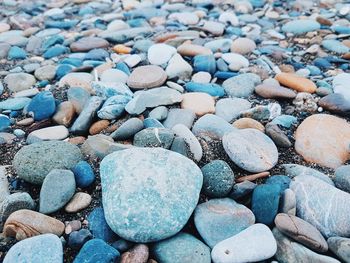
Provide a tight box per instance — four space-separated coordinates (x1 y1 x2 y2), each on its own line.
4 73 36 92
295 114 350 169
181 92 215 116
222 129 278 172
127 65 167 89
201 160 235 197
100 147 203 242
13 141 83 184
230 37 256 54
147 43 177 65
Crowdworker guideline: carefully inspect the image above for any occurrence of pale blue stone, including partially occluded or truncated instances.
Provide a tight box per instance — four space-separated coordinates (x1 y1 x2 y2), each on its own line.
0 114 10 132
153 233 211 263
192 114 235 139
92 81 133 99
0 97 31 110
4 234 63 263
97 95 131 120
282 20 320 35
322 39 350 54
100 147 203 242
223 73 261 98
271 115 297 128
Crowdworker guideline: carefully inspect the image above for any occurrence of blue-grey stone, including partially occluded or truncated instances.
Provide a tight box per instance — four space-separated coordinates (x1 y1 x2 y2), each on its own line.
229 181 257 200
68 229 93 250
194 198 255 248
43 44 68 59
266 175 291 193
0 97 31 111
163 108 196 129
73 239 120 263
13 141 83 185
72 161 95 188
282 20 321 35
201 160 235 197
282 164 334 185
67 87 91 114
252 184 281 225
192 114 235 139
71 96 103 135
271 115 297 128
153 232 211 263
97 95 131 120
223 73 261 98
322 40 350 54
335 165 350 193
291 175 350 238
85 49 109 61
144 118 164 128
100 147 203 242
133 128 174 149
110 117 144 140
185 82 225 97
39 169 76 214
193 55 216 74
215 98 251 122
27 91 56 121
125 87 182 115
0 192 35 223
0 114 10 132
223 129 278 172
328 237 350 263
204 39 232 53
3 234 63 263
87 207 118 242
149 106 168 121
111 239 133 253
99 27 153 43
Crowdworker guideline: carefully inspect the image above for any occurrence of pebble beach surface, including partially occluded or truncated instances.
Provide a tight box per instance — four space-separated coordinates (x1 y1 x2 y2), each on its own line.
1 0 350 262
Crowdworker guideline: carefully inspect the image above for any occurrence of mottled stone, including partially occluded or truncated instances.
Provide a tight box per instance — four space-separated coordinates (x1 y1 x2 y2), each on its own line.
133 128 174 149
215 98 251 122
74 239 120 263
192 114 234 139
194 198 255 248
127 65 167 89
328 237 350 263
100 148 203 242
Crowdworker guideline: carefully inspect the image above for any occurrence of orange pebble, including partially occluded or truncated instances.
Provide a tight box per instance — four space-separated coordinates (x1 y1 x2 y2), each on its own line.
113 44 132 54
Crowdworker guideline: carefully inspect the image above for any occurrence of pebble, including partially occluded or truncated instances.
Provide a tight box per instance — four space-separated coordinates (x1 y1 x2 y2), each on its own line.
215 98 251 122
120 244 149 263
181 92 215 116
192 114 235 139
3 234 63 263
110 117 144 140
328 237 350 263
68 229 92 250
13 141 82 184
39 169 76 214
0 192 34 224
194 198 254 248
100 147 202 242
223 129 278 172
27 91 56 121
265 123 292 148
163 108 195 129
4 73 36 92
34 65 56 80
70 37 109 52
133 128 174 149
87 207 117 242
148 43 177 65
153 232 211 263
201 160 234 197
333 73 350 101
282 20 320 35
232 118 265 132
275 213 328 252
211 224 277 263
230 38 256 54
335 165 350 193
71 161 95 188
0 97 31 110
166 53 193 79
3 209 65 240
172 124 202 161
27 125 69 144
255 83 297 99
275 73 316 93
127 65 167 89
192 71 211 83
295 114 350 169
74 239 120 263
221 53 249 71
65 192 91 213
291 175 350 238
223 73 261 98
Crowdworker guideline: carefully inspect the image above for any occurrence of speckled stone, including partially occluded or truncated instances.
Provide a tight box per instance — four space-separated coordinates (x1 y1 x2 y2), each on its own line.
100 147 203 242
127 65 167 89
194 198 255 248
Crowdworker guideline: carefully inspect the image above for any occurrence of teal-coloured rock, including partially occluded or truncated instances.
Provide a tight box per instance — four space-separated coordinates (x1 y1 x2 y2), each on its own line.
4 234 63 263
291 175 350 238
222 73 261 98
100 147 203 242
282 20 320 35
201 160 235 197
192 114 235 139
282 164 334 185
0 114 10 132
8 46 27 60
13 141 83 184
322 40 350 54
252 184 281 225
133 128 174 149
97 95 131 120
39 169 76 214
194 198 255 248
0 192 35 223
185 82 225 97
27 91 56 121
73 239 120 263
271 115 297 128
152 232 211 263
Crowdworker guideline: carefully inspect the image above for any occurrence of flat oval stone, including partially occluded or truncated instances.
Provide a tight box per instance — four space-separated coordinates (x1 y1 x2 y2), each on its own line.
65 192 92 213
127 65 167 89
194 198 255 248
3 234 63 263
233 118 265 132
230 37 256 54
181 92 215 116
152 232 211 263
13 141 83 184
223 129 278 172
282 20 320 35
4 73 36 92
100 147 203 242
3 209 65 240
295 114 350 169
27 125 69 144
215 98 251 122
255 84 297 99
275 213 328 252
70 37 109 52
275 73 316 93
192 114 235 139
211 224 277 263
